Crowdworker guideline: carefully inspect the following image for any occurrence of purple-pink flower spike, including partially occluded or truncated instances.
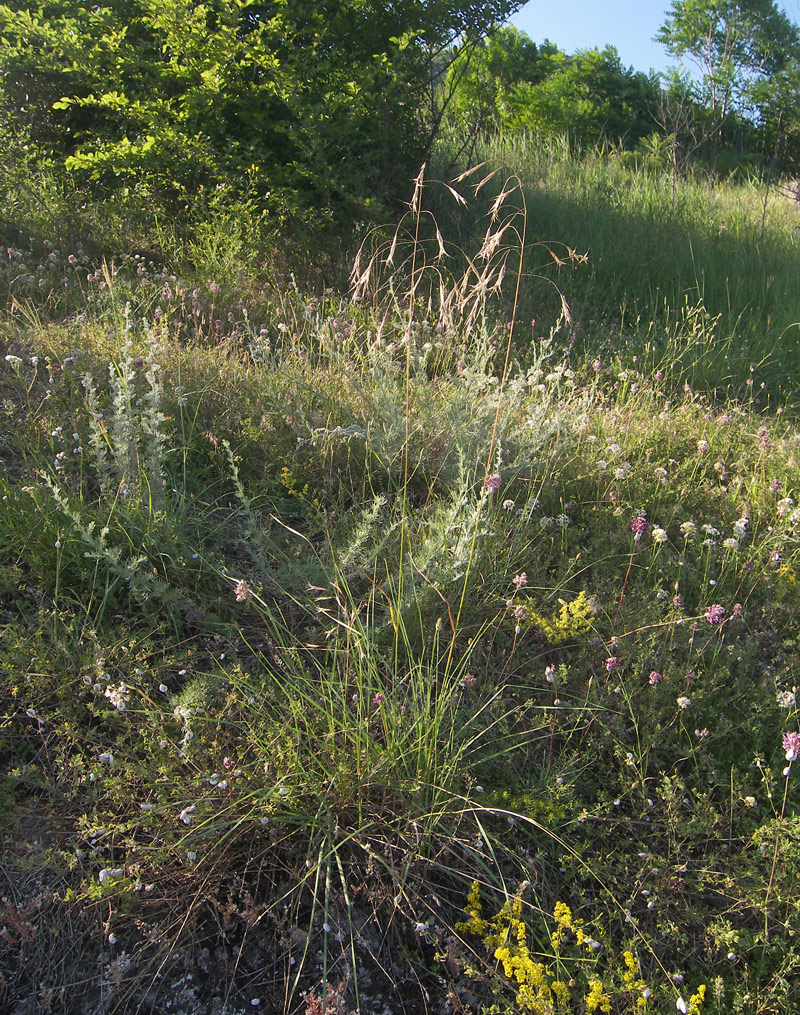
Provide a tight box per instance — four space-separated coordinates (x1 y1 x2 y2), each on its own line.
783 731 800 763
705 603 726 624
630 516 648 540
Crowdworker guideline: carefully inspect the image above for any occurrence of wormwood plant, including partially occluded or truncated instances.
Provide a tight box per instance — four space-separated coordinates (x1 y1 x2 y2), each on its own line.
10 305 210 626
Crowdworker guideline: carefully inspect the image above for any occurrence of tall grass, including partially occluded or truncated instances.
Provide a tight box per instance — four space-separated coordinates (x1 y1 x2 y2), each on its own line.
433 133 800 405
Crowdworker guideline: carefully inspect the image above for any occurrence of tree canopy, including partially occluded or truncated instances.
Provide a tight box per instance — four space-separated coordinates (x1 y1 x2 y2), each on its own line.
445 27 659 148
656 0 800 121
0 0 526 223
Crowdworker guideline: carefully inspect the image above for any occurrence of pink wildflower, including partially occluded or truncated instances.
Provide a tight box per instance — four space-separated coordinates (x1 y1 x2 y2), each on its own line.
606 656 620 673
630 516 649 541
783 731 800 763
512 573 528 590
705 603 726 624
648 671 664 685
485 474 502 493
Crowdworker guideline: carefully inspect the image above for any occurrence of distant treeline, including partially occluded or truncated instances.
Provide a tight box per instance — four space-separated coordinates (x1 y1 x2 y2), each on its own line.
443 16 800 180
2 0 800 234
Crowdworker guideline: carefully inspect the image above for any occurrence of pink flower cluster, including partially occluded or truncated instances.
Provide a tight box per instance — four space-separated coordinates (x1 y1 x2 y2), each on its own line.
705 603 726 624
630 516 648 541
784 731 800 764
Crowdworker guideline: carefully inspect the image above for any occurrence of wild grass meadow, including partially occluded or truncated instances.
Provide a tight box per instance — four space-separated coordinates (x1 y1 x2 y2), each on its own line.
2 143 800 1014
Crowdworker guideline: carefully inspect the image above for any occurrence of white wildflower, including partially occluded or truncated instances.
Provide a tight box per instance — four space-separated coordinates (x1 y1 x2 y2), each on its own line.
104 682 130 711
97 868 122 885
98 868 123 883
732 517 748 538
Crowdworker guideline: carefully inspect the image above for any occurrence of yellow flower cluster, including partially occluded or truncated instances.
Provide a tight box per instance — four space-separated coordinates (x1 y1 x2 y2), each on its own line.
456 886 658 1015
621 950 649 1009
279 465 309 501
689 984 707 1014
490 897 571 1013
455 880 488 937
585 978 612 1013
526 590 595 644
551 901 586 950
458 886 576 1013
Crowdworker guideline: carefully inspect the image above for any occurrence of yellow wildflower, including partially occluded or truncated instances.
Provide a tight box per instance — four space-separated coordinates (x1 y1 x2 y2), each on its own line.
585 978 612 1013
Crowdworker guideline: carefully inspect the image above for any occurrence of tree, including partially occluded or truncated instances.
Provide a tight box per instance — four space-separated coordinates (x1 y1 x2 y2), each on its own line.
515 46 658 145
656 0 799 124
0 0 526 224
752 54 800 173
446 26 550 139
446 29 658 149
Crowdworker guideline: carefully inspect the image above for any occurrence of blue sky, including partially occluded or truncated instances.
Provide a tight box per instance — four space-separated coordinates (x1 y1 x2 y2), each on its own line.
509 0 800 77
